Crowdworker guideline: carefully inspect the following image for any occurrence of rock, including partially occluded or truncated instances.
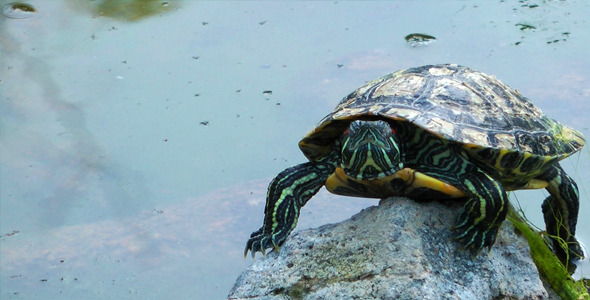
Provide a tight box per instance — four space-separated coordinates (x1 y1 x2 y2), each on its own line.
228 197 557 300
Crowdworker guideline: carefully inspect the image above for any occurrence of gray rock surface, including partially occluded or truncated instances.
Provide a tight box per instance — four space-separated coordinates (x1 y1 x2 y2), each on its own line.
229 197 556 300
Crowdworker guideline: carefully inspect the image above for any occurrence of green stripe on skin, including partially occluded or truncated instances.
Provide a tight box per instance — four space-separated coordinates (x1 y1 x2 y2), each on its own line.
340 120 402 181
245 145 340 258
270 173 319 233
451 171 507 253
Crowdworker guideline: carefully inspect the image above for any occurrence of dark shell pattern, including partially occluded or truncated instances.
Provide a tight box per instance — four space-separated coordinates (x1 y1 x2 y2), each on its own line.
300 64 585 162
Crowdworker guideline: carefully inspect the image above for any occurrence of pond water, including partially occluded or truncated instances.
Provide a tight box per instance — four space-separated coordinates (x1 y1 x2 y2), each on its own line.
1 1 589 299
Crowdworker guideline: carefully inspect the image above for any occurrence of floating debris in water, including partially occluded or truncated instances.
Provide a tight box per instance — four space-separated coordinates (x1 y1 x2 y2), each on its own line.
77 0 174 22
2 230 20 237
546 32 570 44
516 23 536 31
2 2 36 19
404 33 436 47
200 121 210 126
259 20 267 25
546 39 566 44
262 90 272 95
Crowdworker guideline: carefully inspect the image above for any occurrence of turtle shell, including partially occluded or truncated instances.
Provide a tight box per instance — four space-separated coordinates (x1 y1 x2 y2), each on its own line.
299 64 585 162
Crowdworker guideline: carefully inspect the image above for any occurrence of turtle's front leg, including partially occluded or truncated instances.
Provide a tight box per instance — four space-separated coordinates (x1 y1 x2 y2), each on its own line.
245 161 335 258
451 171 509 254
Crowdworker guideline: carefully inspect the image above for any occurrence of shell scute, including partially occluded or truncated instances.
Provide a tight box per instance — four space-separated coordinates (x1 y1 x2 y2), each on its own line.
300 64 585 163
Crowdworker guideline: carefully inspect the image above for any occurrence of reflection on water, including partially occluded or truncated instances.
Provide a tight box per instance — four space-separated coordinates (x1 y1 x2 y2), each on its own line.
1 18 150 229
1 1 589 299
67 0 173 21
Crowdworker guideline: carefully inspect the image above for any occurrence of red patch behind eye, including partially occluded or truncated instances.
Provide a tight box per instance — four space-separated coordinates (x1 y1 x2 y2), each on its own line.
391 128 397 135
343 128 350 135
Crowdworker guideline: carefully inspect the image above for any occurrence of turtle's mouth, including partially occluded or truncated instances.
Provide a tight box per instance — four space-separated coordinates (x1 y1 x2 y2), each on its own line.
341 161 401 181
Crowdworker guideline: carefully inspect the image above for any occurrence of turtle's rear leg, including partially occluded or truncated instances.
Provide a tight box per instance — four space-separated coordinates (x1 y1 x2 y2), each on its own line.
538 163 584 262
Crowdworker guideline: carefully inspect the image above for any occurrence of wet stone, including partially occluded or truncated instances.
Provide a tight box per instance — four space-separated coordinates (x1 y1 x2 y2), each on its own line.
229 197 556 300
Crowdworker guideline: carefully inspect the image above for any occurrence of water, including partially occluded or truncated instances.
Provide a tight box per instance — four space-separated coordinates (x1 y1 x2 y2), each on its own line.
1 1 589 299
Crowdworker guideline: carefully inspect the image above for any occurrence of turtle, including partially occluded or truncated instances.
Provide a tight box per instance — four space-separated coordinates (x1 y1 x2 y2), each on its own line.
245 64 585 262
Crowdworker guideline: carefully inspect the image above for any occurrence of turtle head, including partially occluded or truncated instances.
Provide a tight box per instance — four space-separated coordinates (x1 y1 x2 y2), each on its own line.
339 120 403 180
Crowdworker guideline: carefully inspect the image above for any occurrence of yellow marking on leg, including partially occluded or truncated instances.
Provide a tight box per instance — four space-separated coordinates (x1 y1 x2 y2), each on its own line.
474 197 487 225
462 180 486 225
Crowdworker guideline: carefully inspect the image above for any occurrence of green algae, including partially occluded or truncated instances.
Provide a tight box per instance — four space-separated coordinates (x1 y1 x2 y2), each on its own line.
507 205 589 300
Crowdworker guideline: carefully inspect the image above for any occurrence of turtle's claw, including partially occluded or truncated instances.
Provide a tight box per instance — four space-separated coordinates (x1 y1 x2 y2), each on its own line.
452 219 498 255
244 230 282 259
272 243 281 253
